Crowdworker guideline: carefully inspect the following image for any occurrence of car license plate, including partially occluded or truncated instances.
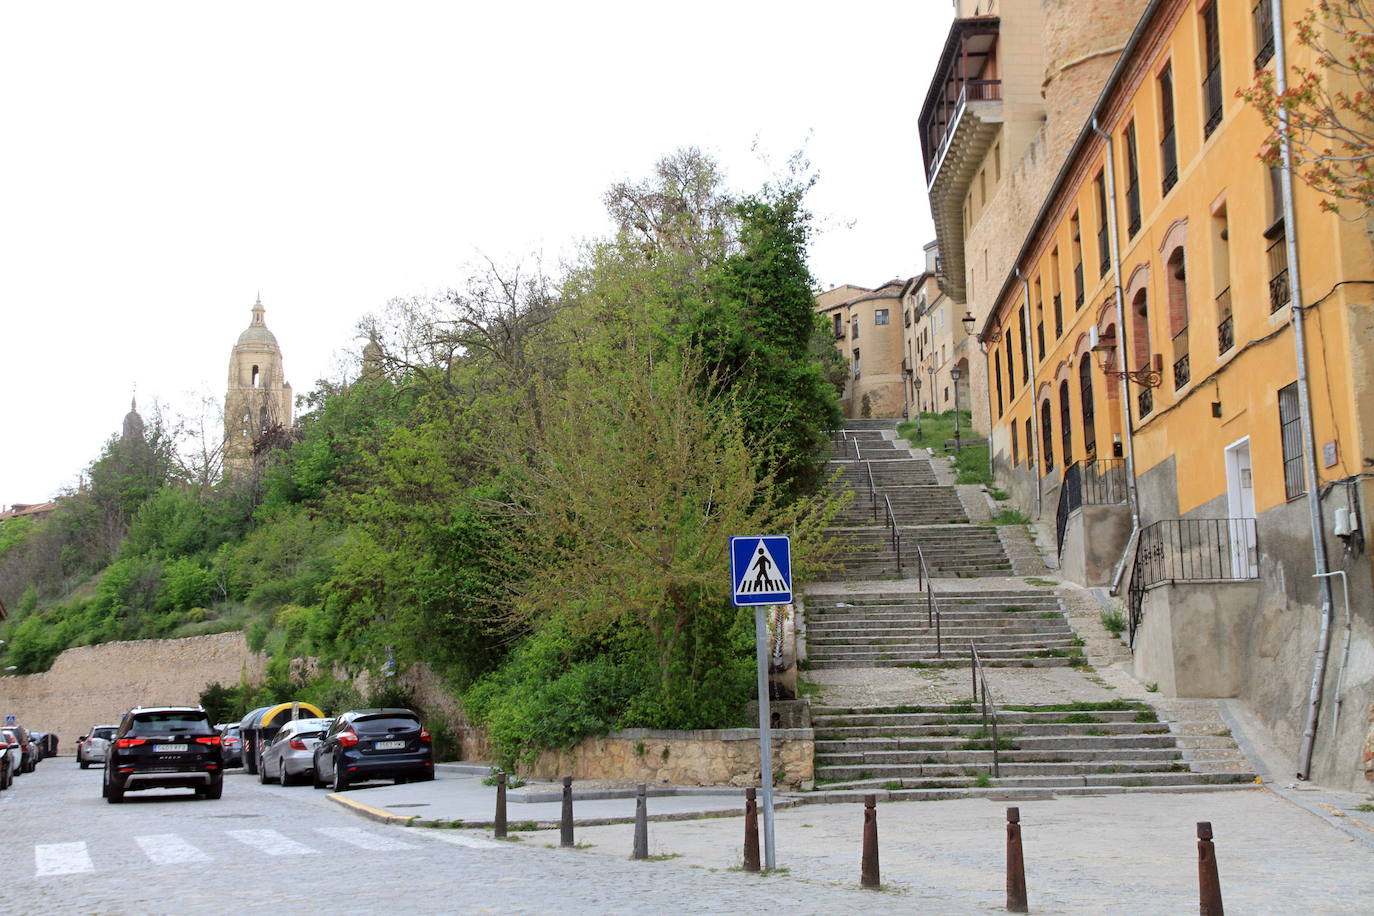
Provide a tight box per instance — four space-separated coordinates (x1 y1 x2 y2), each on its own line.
375 740 405 750
154 744 188 753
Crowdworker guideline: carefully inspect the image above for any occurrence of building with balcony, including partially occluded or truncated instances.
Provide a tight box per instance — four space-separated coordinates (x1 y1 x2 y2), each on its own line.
976 0 1374 791
918 0 1148 438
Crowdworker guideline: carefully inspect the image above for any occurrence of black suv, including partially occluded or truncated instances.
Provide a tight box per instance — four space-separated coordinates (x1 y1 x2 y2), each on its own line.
312 708 433 791
103 706 224 803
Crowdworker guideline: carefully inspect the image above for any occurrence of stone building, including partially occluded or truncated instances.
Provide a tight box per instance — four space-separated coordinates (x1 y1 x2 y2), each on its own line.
919 0 1148 436
815 280 907 418
223 295 293 475
975 0 1374 791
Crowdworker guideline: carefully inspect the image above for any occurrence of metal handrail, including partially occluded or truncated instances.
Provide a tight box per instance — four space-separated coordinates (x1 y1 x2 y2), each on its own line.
853 436 861 461
969 643 1001 778
866 461 877 521
882 494 902 571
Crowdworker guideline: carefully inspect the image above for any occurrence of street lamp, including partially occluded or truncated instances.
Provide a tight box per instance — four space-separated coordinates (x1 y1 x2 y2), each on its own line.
950 364 963 452
913 375 923 438
961 311 977 336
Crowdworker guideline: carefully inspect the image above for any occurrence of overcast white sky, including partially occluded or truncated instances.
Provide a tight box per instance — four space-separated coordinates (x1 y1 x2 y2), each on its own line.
0 1 948 504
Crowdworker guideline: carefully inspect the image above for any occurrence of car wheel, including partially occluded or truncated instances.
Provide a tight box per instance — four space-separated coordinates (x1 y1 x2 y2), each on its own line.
280 761 293 787
106 777 124 804
204 774 223 800
331 755 349 793
312 759 327 789
258 759 275 784
418 769 435 781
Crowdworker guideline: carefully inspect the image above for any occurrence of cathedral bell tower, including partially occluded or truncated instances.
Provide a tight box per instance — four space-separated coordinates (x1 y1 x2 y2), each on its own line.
224 294 292 475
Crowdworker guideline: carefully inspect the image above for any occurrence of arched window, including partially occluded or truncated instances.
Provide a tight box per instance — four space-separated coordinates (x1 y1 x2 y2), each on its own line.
251 365 260 388
1166 247 1191 389
1024 417 1034 470
1131 289 1151 372
1059 380 1073 466
1040 398 1055 473
1101 321 1121 400
994 352 1004 417
1079 353 1097 461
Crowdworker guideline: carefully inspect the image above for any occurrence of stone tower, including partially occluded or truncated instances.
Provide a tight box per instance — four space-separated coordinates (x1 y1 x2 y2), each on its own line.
121 395 145 442
223 294 292 475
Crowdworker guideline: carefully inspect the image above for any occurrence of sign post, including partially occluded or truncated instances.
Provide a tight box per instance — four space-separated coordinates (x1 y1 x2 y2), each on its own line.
730 535 792 873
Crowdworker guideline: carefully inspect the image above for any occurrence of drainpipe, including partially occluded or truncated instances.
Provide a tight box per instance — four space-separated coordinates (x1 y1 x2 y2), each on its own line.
1013 267 1042 518
981 338 995 483
1091 118 1144 594
1271 0 1337 781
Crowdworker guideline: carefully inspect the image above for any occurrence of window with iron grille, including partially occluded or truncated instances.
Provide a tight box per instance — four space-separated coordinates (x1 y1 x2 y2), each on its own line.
1019 307 1029 383
851 315 860 338
1004 330 1015 396
1059 380 1073 466
1124 123 1142 236
1202 1 1223 136
1012 420 1020 468
1040 399 1055 473
852 348 861 379
1094 176 1110 277
1079 354 1097 461
1252 0 1274 69
1279 381 1305 499
995 352 1004 417
1025 417 1034 470
1159 64 1178 194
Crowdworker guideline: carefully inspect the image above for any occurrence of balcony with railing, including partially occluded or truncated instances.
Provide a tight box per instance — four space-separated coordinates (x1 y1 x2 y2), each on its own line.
1138 387 1153 418
1053 294 1063 338
1173 351 1191 389
1127 517 1259 645
1097 224 1110 277
1267 229 1290 311
1215 287 1233 354
1203 65 1223 137
1125 181 1141 237
1160 128 1178 194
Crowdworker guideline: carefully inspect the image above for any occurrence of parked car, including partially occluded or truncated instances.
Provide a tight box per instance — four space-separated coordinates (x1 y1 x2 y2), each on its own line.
0 729 22 784
0 730 17 789
4 725 37 774
259 718 332 786
238 702 327 775
219 725 243 768
312 708 434 792
77 725 118 768
103 706 224 803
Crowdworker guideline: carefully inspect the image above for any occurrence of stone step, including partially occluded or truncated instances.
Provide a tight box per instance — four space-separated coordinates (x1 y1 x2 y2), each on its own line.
805 654 1068 668
812 772 1257 793
813 718 1167 735
816 759 1187 780
811 731 1175 749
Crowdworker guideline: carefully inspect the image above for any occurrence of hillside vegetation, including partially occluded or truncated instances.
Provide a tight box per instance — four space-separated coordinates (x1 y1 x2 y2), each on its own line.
0 150 847 765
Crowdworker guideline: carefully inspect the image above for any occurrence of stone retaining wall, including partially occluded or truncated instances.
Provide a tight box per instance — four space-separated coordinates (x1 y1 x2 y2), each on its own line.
519 728 814 789
0 632 263 751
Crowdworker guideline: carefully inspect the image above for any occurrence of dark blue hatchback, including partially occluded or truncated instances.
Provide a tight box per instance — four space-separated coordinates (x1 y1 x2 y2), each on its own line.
312 708 434 791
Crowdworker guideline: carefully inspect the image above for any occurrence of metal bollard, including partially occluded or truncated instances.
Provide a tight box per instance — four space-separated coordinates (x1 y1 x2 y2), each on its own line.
560 776 574 847
1006 807 1028 913
632 784 649 860
743 787 761 872
860 794 880 889
1197 821 1224 916
494 772 508 839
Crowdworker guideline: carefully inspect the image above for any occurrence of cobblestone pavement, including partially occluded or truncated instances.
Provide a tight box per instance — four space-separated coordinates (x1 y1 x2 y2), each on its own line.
1 762 898 914
568 787 1374 913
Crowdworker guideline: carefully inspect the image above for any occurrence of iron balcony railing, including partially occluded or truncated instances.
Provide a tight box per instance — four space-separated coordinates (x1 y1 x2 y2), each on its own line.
1138 387 1153 418
1126 181 1142 237
1161 128 1179 194
1036 322 1046 362
1203 65 1223 137
1268 232 1291 311
1053 294 1063 338
1173 351 1191 389
1216 287 1233 354
1097 224 1110 277
1127 517 1259 645
1074 263 1085 309
927 79 1004 182
1055 458 1129 556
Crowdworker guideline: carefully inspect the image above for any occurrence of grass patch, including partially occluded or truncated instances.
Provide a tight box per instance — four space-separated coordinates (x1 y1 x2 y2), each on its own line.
986 508 1032 526
1133 710 1159 723
481 772 527 789
1145 682 1160 693
643 853 683 862
973 772 993 788
1100 608 1127 637
1024 577 1058 587
897 411 968 452
1354 803 1374 813
1037 611 1061 619
1056 713 1102 724
1003 700 1138 713
953 444 992 486
882 781 903 791
986 487 1010 501
798 676 823 698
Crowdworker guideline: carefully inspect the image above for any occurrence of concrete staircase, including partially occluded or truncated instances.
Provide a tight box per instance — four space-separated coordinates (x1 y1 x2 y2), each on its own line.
804 590 1078 669
825 526 1011 579
809 701 1257 797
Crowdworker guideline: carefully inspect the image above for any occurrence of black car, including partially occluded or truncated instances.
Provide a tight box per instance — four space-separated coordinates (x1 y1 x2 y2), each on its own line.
103 706 224 803
312 708 434 792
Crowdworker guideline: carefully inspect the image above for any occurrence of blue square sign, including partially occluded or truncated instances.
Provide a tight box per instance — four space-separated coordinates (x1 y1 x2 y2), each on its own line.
730 535 792 606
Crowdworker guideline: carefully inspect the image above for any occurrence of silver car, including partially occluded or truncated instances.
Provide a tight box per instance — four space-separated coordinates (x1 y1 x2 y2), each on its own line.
78 725 118 768
258 718 332 786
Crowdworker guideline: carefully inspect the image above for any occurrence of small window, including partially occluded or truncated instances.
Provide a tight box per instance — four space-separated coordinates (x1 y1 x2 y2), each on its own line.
251 365 260 388
874 309 890 325
1279 381 1305 499
852 348 861 379
1201 1 1223 137
851 315 860 339
1252 0 1275 69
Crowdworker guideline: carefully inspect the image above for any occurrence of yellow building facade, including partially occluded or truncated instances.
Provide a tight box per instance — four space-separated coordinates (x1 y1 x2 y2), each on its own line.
978 0 1374 790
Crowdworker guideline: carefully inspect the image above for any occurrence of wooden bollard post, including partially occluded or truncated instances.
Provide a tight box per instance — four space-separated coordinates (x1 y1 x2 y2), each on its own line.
560 776 574 847
493 771 508 839
743 787 761 872
860 794 880 889
632 784 649 860
1006 806 1028 913
1197 821 1224 916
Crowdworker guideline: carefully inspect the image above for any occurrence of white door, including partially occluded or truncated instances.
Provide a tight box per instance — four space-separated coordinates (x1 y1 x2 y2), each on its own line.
1224 439 1258 577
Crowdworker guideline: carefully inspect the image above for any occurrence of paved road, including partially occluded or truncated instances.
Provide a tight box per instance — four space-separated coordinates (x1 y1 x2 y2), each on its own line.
1 761 897 915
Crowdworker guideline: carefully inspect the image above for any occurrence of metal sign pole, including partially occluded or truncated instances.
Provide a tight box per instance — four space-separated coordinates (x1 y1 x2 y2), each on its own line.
754 604 777 871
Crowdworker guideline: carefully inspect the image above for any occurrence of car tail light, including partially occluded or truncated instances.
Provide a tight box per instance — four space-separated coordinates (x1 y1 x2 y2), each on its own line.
337 729 358 747
115 738 147 749
289 738 308 750
420 727 432 743
195 736 221 746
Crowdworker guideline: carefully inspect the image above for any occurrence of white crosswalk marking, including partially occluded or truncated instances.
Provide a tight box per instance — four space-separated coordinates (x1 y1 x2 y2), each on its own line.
35 842 94 877
413 831 509 850
314 826 418 851
135 833 211 865
226 829 318 856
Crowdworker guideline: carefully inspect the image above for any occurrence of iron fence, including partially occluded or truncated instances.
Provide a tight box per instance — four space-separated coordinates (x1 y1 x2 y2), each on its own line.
1127 517 1259 645
1268 232 1290 311
1055 459 1128 556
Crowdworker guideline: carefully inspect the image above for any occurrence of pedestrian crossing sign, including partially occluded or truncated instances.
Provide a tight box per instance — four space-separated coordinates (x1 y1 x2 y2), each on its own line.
730 535 792 606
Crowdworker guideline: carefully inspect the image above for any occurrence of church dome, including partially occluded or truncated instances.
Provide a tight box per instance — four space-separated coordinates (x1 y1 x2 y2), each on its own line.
236 324 280 349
